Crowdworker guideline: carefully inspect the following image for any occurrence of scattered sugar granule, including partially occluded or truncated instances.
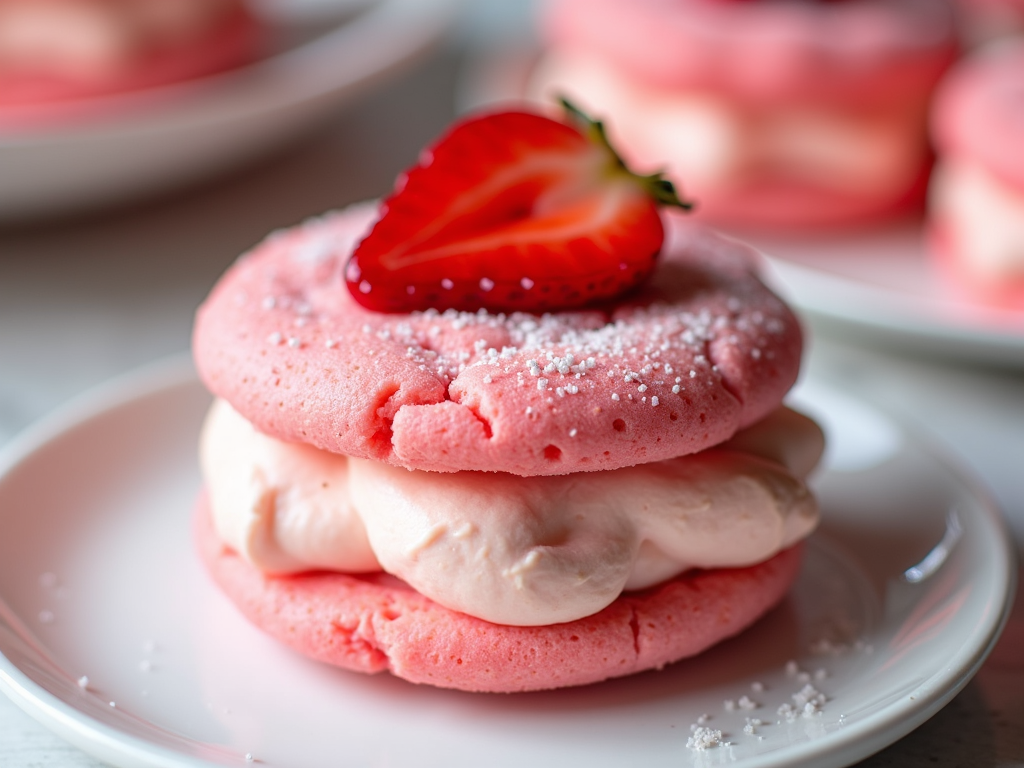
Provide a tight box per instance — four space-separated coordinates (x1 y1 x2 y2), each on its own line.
724 699 736 712
792 684 827 717
777 684 828 722
483 375 492 384
738 695 759 710
569 429 578 438
743 718 766 741
785 660 801 676
266 332 283 345
611 393 620 401
441 278 454 290
245 753 255 764
537 378 548 391
651 396 660 406
814 669 828 682
696 713 711 725
751 681 765 693
686 726 724 751
77 676 89 690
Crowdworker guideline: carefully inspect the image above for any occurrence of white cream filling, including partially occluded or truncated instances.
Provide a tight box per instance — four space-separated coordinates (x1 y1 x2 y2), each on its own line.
529 51 925 197
930 159 1024 281
201 400 822 626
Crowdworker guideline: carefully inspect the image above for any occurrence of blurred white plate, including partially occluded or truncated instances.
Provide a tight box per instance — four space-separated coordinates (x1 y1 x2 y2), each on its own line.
748 224 1024 369
0 0 458 222
0 359 1013 768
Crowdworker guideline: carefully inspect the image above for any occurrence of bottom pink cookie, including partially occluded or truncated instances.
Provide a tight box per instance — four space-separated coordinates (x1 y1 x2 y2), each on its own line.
195 491 804 693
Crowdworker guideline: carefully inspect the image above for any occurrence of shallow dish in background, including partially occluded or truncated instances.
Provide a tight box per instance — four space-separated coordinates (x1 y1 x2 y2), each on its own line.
0 0 458 223
0 359 1013 768
748 224 1024 370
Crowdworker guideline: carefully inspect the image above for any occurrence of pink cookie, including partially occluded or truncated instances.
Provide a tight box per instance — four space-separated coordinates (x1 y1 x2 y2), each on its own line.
533 0 957 230
195 492 804 693
193 204 803 477
928 43 1024 308
541 0 956 108
0 1 261 128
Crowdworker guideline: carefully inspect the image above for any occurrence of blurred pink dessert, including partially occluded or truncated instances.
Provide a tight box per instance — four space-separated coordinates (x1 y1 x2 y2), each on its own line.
955 0 1024 46
0 0 260 125
530 0 958 231
928 41 1024 309
192 103 824 692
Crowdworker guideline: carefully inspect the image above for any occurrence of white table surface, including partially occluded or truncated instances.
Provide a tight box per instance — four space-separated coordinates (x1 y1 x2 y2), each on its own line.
2 29 1023 768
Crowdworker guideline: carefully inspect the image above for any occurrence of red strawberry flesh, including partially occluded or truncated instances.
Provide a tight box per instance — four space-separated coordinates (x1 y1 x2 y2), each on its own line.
346 104 689 314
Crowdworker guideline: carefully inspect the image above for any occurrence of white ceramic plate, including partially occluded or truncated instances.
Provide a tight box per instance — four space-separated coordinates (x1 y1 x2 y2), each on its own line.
0 0 457 222
0 360 1014 768
746 224 1024 369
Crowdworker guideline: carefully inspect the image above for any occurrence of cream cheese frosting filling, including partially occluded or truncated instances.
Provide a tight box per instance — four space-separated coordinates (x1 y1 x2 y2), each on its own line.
530 52 926 198
930 160 1024 281
201 400 821 626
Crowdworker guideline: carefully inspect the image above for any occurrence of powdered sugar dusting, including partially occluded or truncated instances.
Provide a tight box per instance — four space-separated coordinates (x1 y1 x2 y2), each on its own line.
197 205 801 474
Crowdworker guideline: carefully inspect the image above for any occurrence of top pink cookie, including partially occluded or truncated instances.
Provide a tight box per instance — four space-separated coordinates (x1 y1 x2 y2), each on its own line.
193 204 802 477
541 0 957 109
931 42 1024 192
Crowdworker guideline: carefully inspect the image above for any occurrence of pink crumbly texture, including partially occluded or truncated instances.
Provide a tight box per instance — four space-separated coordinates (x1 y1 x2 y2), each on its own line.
193 204 803 477
195 493 803 693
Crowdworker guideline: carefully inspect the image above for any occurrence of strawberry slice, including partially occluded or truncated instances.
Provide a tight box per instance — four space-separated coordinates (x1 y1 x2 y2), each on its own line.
345 99 691 314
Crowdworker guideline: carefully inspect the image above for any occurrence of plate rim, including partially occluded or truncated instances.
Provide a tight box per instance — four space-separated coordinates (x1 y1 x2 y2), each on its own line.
764 254 1024 368
0 359 1016 768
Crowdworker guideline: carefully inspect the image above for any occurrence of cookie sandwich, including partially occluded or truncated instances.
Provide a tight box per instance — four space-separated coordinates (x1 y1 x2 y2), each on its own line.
193 102 824 692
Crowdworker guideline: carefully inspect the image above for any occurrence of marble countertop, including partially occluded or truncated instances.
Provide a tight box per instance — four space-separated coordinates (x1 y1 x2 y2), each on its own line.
1 37 1022 768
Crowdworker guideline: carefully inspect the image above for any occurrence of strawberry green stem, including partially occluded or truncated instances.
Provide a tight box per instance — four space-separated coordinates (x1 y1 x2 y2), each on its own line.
558 96 694 211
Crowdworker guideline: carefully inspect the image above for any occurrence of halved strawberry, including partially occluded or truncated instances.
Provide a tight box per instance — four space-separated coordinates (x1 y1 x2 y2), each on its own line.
345 99 691 314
